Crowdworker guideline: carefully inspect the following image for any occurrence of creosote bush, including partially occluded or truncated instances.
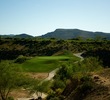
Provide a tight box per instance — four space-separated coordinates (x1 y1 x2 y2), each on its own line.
14 55 28 63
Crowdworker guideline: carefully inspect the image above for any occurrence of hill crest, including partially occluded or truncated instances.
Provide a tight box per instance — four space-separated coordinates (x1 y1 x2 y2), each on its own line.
41 29 110 39
0 33 33 38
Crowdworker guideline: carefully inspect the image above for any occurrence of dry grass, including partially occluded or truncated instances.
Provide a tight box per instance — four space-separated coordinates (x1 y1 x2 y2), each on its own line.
25 72 48 80
84 68 110 100
9 89 30 99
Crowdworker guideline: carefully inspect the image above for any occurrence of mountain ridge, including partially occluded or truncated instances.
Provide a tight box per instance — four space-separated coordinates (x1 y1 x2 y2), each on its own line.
0 33 33 38
41 29 110 40
1 29 110 39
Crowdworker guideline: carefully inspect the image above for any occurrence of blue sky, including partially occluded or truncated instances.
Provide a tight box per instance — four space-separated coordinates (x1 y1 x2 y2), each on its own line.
0 0 110 36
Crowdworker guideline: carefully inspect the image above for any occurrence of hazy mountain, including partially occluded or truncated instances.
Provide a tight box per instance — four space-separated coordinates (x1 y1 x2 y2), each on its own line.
0 33 33 38
0 34 15 38
14 33 33 38
41 29 110 40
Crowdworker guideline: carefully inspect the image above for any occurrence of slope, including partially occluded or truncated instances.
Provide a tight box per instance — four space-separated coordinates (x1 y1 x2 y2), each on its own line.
41 29 110 39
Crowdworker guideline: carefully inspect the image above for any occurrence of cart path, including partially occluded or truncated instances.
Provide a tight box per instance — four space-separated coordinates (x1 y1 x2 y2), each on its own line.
73 52 84 61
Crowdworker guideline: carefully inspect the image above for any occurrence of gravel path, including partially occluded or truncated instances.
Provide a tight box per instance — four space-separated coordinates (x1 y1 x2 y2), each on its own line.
44 68 59 81
73 52 84 61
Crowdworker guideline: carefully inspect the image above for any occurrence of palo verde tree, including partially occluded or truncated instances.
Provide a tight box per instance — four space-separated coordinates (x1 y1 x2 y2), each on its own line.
0 61 28 100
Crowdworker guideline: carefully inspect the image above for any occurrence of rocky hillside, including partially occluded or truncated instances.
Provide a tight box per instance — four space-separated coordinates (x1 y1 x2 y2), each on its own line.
65 69 110 100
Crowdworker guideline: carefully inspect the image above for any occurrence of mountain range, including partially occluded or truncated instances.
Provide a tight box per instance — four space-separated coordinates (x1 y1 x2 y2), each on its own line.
0 33 33 38
1 29 110 39
41 29 110 40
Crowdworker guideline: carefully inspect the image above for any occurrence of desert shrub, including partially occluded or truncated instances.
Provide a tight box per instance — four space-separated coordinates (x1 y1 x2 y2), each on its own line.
82 57 102 71
14 55 27 63
55 63 73 81
79 76 93 93
7 96 14 100
80 81 93 93
72 57 103 74
52 79 66 91
46 93 56 100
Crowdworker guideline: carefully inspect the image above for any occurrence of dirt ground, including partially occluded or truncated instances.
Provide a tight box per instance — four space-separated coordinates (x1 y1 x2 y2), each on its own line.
9 73 48 99
25 72 48 80
84 68 110 100
9 89 30 98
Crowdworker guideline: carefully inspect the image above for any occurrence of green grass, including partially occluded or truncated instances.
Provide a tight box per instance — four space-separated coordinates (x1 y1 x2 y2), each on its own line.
17 55 80 72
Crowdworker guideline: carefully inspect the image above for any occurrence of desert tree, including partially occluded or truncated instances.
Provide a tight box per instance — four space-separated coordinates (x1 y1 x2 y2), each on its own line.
0 61 30 100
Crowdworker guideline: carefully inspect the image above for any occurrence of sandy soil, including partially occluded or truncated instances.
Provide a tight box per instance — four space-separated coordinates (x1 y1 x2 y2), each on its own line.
9 89 30 99
84 68 110 100
25 72 48 80
9 73 48 99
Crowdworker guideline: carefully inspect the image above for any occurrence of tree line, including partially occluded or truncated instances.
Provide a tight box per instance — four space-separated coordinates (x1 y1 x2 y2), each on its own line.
0 38 110 67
